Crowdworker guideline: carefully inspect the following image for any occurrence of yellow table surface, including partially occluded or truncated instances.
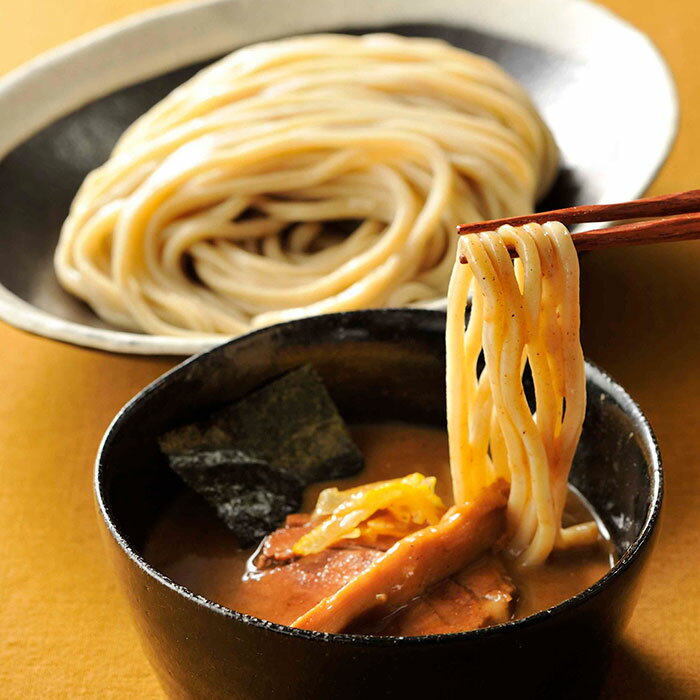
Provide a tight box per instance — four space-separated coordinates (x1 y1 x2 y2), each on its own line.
0 0 698 697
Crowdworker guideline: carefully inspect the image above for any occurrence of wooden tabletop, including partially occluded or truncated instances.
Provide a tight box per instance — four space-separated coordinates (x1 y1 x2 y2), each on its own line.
0 1 698 697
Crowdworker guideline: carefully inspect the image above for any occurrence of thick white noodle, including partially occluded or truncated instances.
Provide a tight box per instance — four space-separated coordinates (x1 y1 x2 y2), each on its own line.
55 33 557 337
447 222 594 567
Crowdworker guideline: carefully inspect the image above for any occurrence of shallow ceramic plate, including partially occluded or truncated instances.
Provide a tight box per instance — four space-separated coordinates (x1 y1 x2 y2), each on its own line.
0 0 677 355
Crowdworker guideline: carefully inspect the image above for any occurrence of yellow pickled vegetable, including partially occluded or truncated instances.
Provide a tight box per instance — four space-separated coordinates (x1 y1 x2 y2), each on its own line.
293 473 446 556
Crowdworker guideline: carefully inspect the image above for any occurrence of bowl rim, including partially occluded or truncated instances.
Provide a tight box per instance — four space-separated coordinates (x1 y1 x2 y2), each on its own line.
0 0 679 356
95 308 663 646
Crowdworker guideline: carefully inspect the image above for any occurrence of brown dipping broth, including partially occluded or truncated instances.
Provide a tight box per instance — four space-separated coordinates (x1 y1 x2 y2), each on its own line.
145 424 613 632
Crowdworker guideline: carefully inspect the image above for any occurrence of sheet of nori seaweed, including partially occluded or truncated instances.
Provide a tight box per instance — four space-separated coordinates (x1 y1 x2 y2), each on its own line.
159 365 363 546
167 450 303 546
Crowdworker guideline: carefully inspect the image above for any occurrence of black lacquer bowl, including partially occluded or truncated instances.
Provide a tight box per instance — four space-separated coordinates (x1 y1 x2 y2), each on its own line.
95 309 662 700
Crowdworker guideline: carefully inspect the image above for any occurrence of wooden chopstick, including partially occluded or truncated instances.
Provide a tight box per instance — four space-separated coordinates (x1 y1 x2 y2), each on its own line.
563 211 700 252
456 189 700 262
457 189 700 235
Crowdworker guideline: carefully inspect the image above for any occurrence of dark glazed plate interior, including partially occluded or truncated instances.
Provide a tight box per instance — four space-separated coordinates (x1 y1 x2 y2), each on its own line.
96 309 662 700
0 0 677 354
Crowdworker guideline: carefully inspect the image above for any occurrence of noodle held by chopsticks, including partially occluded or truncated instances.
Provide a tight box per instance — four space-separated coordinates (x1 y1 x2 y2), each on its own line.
55 33 557 337
447 222 597 567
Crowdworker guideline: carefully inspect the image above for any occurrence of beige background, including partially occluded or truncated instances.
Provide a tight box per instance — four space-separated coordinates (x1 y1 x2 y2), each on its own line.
0 0 698 697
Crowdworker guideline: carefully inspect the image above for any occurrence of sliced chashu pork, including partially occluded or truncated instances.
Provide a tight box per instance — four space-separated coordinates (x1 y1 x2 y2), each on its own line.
291 478 509 633
239 479 513 633
376 556 515 636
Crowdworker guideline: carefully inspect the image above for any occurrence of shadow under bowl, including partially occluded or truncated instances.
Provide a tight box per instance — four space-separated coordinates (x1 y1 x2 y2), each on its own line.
95 309 662 700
